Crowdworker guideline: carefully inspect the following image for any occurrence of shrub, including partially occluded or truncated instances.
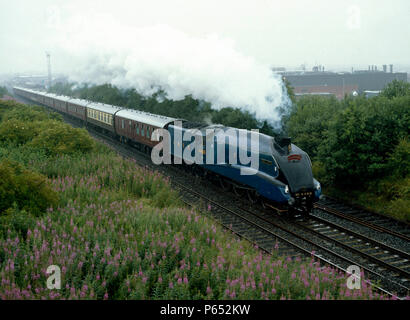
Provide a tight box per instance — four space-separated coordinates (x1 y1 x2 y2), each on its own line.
28 121 95 156
1 104 62 122
0 103 63 146
384 138 410 178
380 79 410 99
0 100 16 121
318 95 410 186
0 119 42 145
0 159 58 216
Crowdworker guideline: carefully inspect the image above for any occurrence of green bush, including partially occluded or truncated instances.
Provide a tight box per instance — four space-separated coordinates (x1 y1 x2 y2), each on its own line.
384 138 410 178
380 79 410 99
318 95 409 186
2 104 62 122
0 103 63 146
28 121 95 156
0 159 58 216
284 95 342 158
0 119 43 145
0 100 16 121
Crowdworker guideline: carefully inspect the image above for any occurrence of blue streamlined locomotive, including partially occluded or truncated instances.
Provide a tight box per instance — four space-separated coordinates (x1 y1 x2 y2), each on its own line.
167 121 321 213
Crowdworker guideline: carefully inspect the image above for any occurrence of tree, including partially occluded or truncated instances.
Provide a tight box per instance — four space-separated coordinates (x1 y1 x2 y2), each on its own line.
285 95 342 158
380 80 410 99
318 94 410 186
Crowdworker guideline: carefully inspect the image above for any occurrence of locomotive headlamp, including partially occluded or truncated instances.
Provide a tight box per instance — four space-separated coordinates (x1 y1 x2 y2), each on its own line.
284 185 289 194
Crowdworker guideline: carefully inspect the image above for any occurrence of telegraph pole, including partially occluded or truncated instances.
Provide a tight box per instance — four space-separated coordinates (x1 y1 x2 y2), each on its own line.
46 52 52 89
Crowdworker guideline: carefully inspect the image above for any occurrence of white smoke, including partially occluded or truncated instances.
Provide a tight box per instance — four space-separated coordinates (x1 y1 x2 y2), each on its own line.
56 17 290 125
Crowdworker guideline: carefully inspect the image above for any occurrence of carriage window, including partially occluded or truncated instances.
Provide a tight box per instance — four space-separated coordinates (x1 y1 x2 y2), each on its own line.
141 125 144 136
129 121 132 127
146 126 150 138
136 124 139 135
121 119 125 129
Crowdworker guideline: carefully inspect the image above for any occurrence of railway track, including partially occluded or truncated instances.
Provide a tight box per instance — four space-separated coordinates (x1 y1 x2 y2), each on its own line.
314 197 410 242
20 102 409 299
296 215 410 279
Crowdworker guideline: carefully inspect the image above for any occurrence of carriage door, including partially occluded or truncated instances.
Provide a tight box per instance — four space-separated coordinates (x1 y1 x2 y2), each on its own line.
128 120 132 137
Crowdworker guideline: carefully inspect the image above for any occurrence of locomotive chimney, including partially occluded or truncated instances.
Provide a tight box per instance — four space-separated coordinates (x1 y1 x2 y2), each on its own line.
275 136 292 153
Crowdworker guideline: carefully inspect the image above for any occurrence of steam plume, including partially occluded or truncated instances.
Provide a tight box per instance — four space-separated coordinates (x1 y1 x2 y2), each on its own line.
57 18 290 125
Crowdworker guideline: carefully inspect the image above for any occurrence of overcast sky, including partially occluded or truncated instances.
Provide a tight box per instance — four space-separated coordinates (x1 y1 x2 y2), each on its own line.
1 0 409 75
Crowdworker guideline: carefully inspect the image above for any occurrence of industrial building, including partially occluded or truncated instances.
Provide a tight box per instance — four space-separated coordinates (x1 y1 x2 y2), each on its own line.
279 65 408 99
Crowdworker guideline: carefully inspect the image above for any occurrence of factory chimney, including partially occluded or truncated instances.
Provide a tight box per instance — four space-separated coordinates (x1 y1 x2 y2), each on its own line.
383 65 387 73
389 64 393 73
